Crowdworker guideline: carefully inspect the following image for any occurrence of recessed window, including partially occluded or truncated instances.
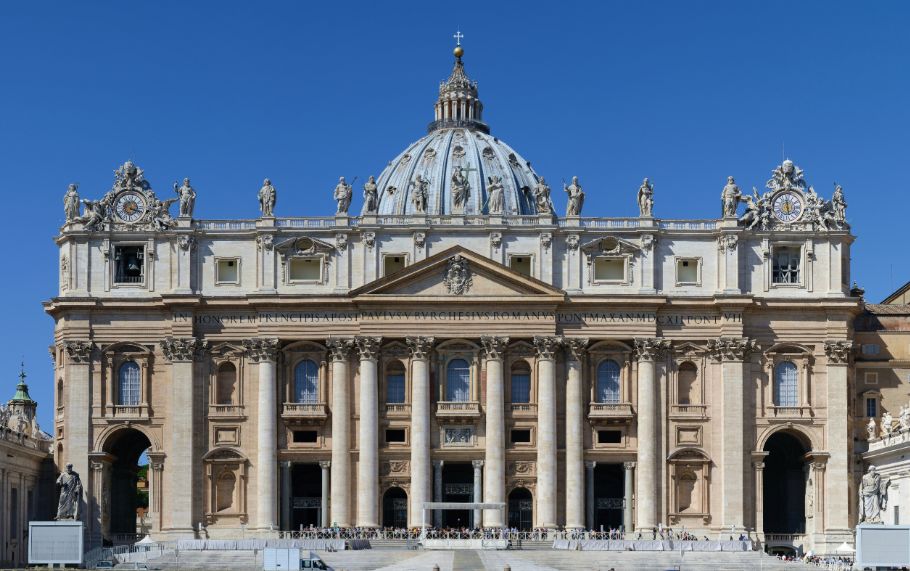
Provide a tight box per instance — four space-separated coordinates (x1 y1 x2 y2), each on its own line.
383 255 406 276
594 257 625 282
865 372 879 385
215 258 240 284
509 255 532 276
385 429 406 443
862 344 881 356
510 362 531 404
386 362 406 404
773 361 799 406
511 429 531 444
292 430 318 443
676 258 699 285
772 246 801 284
866 398 877 418
597 430 622 444
288 257 322 282
113 245 145 284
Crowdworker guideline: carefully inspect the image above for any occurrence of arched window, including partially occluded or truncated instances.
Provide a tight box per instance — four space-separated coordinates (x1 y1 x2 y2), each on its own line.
118 361 140 406
294 360 319 403
774 361 799 407
446 359 470 402
510 362 531 404
677 362 699 405
596 360 621 404
216 363 237 405
386 362 406 404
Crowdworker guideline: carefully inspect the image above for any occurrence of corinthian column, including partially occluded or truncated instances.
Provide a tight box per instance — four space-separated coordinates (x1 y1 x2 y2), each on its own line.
824 340 852 531
356 336 382 528
162 336 206 534
707 336 756 531
481 335 509 528
327 337 355 527
243 337 279 530
406 336 434 527
534 335 562 529
564 338 588 530
634 337 668 532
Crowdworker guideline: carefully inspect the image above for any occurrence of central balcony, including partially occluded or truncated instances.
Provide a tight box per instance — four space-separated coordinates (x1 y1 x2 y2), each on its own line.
436 401 481 423
588 402 634 424
384 403 412 418
208 404 246 420
506 403 538 418
282 402 329 425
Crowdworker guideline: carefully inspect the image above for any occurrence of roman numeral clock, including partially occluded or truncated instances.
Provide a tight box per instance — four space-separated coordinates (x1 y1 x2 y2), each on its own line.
772 191 803 223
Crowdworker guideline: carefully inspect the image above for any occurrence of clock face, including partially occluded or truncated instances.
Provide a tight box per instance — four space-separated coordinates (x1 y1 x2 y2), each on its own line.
772 192 803 223
114 192 147 223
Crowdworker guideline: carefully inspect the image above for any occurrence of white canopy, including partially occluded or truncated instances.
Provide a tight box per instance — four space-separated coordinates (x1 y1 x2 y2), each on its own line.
835 542 856 553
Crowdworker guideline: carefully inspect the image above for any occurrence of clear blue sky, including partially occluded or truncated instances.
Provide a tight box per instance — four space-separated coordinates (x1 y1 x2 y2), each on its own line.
2 1 908 428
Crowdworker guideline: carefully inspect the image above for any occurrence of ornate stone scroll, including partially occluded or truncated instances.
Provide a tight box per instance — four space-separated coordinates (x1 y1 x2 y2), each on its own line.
355 336 383 361
533 336 563 360
564 337 589 360
707 336 757 362
62 341 93 364
162 336 207 362
480 336 509 360
241 337 279 363
443 255 472 295
326 338 355 362
634 337 670 361
406 336 435 360
824 340 853 364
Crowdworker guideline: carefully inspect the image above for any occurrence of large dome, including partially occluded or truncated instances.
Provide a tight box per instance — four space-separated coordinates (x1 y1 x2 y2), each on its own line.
369 48 545 216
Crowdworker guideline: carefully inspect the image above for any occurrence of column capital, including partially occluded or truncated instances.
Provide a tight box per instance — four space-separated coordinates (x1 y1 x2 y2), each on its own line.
480 336 509 360
242 337 279 363
634 337 669 362
326 337 356 361
564 337 589 360
62 340 93 364
824 340 853 365
433 459 445 469
406 336 435 360
707 336 757 362
355 336 383 361
162 336 208 363
472 459 485 469
280 461 293 470
147 452 166 472
319 460 331 469
533 335 563 360
752 462 765 471
585 460 597 470
623 461 636 470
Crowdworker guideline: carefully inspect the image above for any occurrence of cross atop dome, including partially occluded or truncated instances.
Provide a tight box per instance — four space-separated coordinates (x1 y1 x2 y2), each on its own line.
430 34 487 134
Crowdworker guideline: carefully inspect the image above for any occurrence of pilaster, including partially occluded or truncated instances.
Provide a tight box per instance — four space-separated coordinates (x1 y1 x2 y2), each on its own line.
824 340 852 532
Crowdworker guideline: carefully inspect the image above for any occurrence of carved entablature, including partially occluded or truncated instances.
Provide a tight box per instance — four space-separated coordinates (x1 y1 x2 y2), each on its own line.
533 335 563 360
355 336 383 361
824 340 853 365
242 338 279 363
480 336 509 360
381 460 410 476
634 337 670 362
63 340 93 364
326 338 355 362
707 337 757 362
161 337 207 363
406 336 435 360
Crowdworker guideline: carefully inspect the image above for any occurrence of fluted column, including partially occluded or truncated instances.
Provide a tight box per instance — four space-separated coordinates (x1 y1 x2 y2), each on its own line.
634 337 668 532
407 336 434 527
319 461 331 527
356 336 382 528
243 337 279 530
708 336 756 531
824 341 853 531
534 335 562 528
472 460 484 527
564 338 588 530
585 460 596 530
481 335 509 528
162 336 205 534
327 337 355 527
623 462 635 532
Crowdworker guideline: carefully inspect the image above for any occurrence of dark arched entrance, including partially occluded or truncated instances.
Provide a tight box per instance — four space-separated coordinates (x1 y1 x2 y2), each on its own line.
102 428 152 538
763 431 808 534
382 487 408 528
508 488 533 530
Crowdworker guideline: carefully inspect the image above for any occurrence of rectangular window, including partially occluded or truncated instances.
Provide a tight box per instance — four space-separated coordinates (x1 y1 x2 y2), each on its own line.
594 257 625 282
862 344 881 355
772 246 801 284
385 429 406 443
510 429 531 444
598 430 622 444
383 255 406 276
510 373 531 403
676 258 699 285
866 398 877 418
292 430 318 443
865 372 879 385
215 258 240 284
509 255 532 276
386 374 405 404
288 257 322 282
113 245 145 284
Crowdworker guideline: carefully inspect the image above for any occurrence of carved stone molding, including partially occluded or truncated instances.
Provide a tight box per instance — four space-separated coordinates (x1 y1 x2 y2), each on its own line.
335 233 348 252
406 336 435 360
623 461 636 471
564 337 589 360
162 337 207 362
707 336 757 362
443 255 473 295
717 234 738 252
824 340 853 365
508 460 536 476
319 460 331 469
177 235 196 252
472 459 484 469
63 340 93 364
413 232 426 249
540 232 552 251
533 335 563 360
634 337 670 362
326 338 355 361
567 234 580 250
363 232 376 250
490 232 502 251
641 234 656 251
242 337 280 363
256 234 274 251
355 336 383 361
381 460 410 476
480 336 510 360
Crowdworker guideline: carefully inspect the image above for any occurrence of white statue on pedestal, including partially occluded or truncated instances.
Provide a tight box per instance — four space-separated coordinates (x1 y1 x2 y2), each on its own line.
900 405 910 431
882 411 895 437
858 465 889 524
867 417 877 440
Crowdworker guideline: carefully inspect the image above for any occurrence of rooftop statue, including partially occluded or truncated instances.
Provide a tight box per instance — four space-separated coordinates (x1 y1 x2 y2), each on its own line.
564 176 584 216
149 197 178 231
363 176 378 214
882 411 894 437
767 159 806 193
721 176 742 217
858 465 889 524
258 178 277 217
410 175 429 213
637 177 654 217
78 198 107 231
867 417 877 440
534 178 553 214
174 178 196 218
487 175 505 214
832 183 847 222
55 463 83 520
334 176 353 215
451 167 471 210
64 183 80 222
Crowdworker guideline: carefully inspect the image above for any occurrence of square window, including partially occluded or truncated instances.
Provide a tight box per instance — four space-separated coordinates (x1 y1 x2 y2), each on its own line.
292 430 318 443
598 430 622 444
385 429 406 443
594 257 625 282
215 258 239 284
383 255 406 276
113 245 145 284
676 258 699 285
510 429 531 444
772 246 801 284
865 372 878 385
288 257 322 282
509 256 532 276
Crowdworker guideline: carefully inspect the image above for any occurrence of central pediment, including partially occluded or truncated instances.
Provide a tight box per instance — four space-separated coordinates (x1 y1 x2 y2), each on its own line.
350 246 565 300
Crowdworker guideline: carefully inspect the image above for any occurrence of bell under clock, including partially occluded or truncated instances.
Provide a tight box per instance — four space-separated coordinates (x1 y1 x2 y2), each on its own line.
772 191 803 223
114 192 147 223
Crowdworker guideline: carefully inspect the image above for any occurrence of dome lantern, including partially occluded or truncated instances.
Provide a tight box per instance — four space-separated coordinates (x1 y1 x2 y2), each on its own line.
429 35 488 134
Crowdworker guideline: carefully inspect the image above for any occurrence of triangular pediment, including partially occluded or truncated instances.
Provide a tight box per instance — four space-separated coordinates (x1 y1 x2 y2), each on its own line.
351 246 565 300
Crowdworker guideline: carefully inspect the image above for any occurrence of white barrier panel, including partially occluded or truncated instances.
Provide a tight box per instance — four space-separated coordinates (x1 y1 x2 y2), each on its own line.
857 524 910 569
422 538 508 550
28 521 84 566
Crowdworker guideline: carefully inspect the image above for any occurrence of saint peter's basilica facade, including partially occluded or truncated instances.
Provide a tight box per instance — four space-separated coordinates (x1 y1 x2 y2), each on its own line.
47 45 859 554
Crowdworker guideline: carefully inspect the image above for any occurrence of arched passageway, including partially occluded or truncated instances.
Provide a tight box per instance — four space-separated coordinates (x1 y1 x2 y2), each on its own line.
508 487 533 530
102 428 152 538
763 431 808 534
382 487 408 528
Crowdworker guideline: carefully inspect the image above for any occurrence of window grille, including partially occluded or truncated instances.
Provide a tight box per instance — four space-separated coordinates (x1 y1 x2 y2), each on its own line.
118 361 141 406
772 247 801 284
773 361 799 407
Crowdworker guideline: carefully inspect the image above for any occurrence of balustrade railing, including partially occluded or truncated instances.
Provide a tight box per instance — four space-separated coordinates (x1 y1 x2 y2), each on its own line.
766 406 812 418
384 403 411 415
208 404 245 417
436 401 481 415
282 402 328 417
